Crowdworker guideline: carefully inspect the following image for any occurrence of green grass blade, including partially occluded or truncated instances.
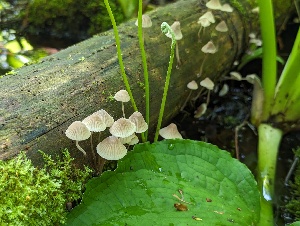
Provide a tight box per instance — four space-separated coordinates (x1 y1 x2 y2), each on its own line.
271 27 300 119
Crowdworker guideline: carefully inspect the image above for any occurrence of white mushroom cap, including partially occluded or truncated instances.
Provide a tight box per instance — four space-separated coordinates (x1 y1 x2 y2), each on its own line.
200 77 214 90
220 4 234 12
229 71 242 81
128 111 148 133
187 80 198 90
206 0 222 10
215 21 228 32
119 133 136 144
128 134 139 145
82 113 106 132
199 11 215 24
96 136 127 160
65 121 91 141
114 89 130 102
201 41 217 54
94 109 114 127
219 83 229 96
194 103 207 118
165 21 183 40
159 123 182 139
245 74 260 85
109 118 136 138
135 14 152 28
197 18 211 27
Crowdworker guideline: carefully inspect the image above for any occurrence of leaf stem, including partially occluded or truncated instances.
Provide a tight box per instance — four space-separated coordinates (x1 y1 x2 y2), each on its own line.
104 0 138 112
154 22 176 142
138 0 149 142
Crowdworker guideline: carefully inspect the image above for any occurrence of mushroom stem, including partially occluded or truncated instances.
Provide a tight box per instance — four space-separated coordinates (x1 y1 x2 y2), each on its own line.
75 141 87 155
197 54 207 77
97 156 107 175
206 90 211 105
180 90 193 111
175 43 181 66
90 132 96 167
121 102 126 118
197 26 203 39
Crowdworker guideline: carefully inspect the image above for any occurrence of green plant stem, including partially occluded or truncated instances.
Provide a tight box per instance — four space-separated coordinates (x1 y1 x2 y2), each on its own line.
104 0 138 112
154 22 176 142
257 0 277 121
138 0 149 142
257 123 283 225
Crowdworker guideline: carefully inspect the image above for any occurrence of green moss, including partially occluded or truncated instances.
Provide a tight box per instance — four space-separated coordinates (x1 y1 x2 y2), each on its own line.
0 149 92 225
22 0 125 40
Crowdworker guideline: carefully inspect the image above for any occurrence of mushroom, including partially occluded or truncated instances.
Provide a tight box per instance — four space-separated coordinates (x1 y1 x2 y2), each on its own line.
159 123 183 139
197 11 215 39
218 83 229 96
94 109 114 127
82 113 106 165
206 0 222 10
119 133 137 144
165 21 183 66
215 21 228 32
96 136 127 161
194 103 207 118
114 89 130 117
220 4 234 12
128 134 139 145
65 121 91 155
109 118 136 138
181 80 198 111
135 14 152 43
128 111 148 133
197 41 217 77
135 14 152 28
194 77 214 104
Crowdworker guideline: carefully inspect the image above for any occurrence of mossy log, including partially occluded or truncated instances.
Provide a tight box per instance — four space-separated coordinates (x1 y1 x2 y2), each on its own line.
0 0 293 166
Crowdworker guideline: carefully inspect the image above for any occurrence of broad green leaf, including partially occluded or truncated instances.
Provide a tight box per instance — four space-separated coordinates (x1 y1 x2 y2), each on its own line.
66 139 260 225
290 222 300 226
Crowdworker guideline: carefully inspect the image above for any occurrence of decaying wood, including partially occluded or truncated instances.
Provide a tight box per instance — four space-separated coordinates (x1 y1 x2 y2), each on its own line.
0 0 293 166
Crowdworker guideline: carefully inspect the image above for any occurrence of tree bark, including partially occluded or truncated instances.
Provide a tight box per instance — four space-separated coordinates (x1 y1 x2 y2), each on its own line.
0 0 293 166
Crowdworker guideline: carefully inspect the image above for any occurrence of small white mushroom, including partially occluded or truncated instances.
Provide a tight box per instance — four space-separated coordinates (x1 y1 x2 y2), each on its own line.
220 4 234 12
114 89 130 117
218 83 229 96
229 71 242 81
65 121 91 155
194 103 207 118
94 109 114 127
198 41 217 77
181 80 199 111
109 118 136 138
96 136 127 160
197 11 215 38
251 7 259 13
135 14 152 28
165 21 183 66
128 134 139 145
128 111 148 133
119 133 137 144
159 123 182 139
215 21 228 32
200 77 214 90
206 0 222 10
82 114 106 132
82 113 106 164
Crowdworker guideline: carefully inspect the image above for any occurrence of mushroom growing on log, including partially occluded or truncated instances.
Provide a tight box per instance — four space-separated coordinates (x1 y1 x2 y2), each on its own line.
0 0 294 168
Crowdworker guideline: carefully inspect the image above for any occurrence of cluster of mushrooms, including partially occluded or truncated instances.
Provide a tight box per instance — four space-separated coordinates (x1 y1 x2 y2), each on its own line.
181 0 261 118
65 90 183 166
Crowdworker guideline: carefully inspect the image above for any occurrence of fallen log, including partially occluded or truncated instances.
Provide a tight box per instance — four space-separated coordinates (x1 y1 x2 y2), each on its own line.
0 0 293 167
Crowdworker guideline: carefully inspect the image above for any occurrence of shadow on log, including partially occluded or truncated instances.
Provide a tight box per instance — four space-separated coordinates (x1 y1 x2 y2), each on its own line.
0 0 292 167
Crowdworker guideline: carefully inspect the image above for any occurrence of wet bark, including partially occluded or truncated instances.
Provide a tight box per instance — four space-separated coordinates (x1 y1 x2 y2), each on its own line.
0 0 293 166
